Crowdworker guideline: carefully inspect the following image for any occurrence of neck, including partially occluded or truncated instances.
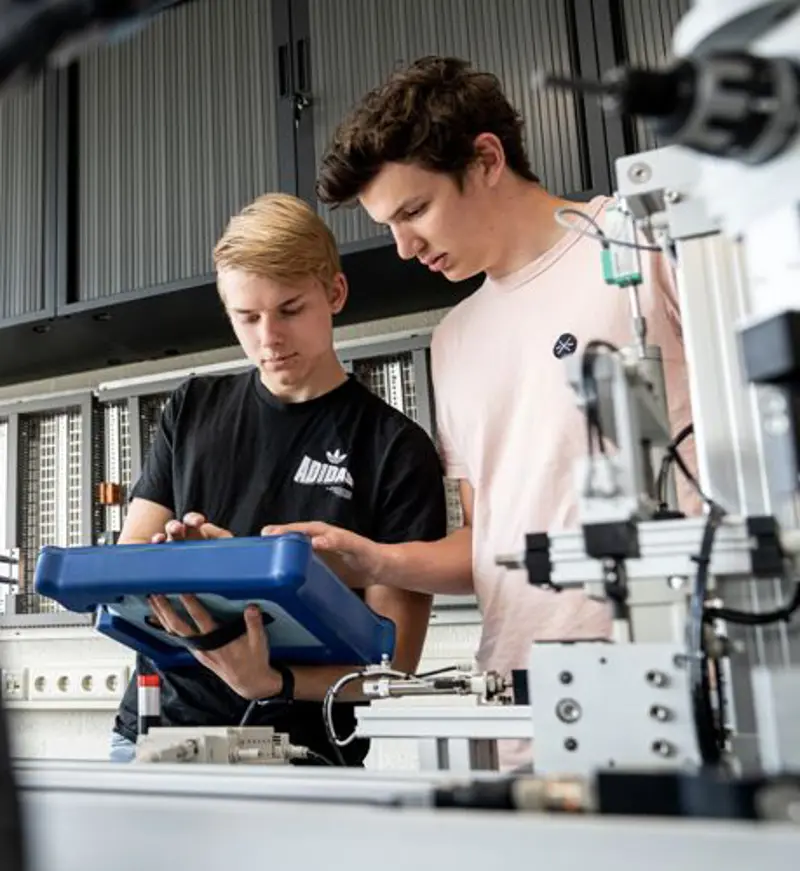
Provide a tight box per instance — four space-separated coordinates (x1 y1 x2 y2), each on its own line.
484 178 584 279
260 350 348 403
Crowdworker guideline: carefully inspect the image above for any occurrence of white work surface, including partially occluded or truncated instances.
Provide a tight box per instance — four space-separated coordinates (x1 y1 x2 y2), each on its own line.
15 761 800 871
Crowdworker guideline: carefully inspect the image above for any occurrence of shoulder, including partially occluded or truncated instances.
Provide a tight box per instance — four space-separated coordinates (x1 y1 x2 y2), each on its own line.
347 379 439 457
432 293 483 354
165 370 255 428
430 290 490 385
178 369 254 405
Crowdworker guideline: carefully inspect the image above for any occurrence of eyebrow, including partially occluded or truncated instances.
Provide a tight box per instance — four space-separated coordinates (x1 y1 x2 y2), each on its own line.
229 293 305 315
386 198 422 223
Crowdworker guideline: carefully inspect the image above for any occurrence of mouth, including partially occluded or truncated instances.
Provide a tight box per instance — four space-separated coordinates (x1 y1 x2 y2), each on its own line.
262 353 298 368
421 253 447 272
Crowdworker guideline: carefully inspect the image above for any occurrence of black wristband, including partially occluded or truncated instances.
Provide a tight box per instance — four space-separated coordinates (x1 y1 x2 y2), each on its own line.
258 662 294 704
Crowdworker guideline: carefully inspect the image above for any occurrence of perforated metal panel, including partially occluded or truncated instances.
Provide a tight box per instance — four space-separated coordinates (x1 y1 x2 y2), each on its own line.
102 400 133 534
0 80 45 320
353 353 418 421
139 393 171 465
17 408 84 613
77 0 280 301
621 0 690 152
444 479 465 534
351 351 463 533
310 0 588 245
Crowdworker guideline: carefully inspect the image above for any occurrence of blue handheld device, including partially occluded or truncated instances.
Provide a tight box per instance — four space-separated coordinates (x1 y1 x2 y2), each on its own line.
33 534 395 670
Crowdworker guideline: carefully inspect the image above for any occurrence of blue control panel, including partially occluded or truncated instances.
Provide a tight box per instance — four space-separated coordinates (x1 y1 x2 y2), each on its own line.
34 534 395 670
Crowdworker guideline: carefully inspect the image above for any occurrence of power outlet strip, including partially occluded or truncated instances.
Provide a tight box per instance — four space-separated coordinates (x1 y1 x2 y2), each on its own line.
28 664 130 702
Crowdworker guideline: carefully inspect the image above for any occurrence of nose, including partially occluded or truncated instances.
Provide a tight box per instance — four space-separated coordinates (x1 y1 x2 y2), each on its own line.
392 225 422 262
256 314 284 350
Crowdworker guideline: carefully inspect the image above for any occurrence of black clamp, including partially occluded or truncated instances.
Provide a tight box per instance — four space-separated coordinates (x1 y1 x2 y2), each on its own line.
746 516 784 578
524 532 555 589
582 521 641 562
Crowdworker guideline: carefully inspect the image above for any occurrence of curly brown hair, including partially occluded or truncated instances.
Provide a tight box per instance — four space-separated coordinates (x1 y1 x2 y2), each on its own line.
316 56 540 206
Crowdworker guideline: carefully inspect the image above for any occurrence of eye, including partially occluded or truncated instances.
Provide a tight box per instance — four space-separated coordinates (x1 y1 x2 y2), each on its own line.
281 305 304 317
406 203 427 219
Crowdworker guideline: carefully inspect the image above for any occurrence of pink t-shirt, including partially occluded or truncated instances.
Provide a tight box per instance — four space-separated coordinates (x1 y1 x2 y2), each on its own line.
430 196 695 769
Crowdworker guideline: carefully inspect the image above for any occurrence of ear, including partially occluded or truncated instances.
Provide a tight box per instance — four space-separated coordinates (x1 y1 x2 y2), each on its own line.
472 133 506 188
328 273 348 315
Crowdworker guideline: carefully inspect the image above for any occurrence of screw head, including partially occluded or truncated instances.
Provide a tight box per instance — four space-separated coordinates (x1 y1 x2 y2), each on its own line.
646 669 669 687
649 705 672 722
628 162 652 184
556 698 582 724
651 739 675 758
564 738 578 752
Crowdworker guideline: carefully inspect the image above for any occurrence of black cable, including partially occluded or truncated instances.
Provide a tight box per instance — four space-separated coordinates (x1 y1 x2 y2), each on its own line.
304 749 336 767
240 699 338 766
686 502 726 766
656 423 695 508
661 439 726 767
705 581 800 626
239 700 257 727
555 207 662 252
556 208 609 245
416 665 463 678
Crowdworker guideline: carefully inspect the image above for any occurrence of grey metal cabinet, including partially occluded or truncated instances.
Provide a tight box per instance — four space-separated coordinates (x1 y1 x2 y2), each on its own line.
0 0 696 388
0 80 50 324
71 0 282 305
305 0 606 248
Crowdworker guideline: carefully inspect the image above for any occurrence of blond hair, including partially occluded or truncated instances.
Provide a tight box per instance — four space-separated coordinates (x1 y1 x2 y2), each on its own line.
214 193 341 288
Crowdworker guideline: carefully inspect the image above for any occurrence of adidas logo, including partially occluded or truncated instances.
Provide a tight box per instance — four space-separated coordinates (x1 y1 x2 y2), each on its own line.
294 452 354 499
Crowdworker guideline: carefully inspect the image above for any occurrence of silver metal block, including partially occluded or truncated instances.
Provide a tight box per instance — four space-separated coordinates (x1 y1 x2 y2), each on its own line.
529 641 700 776
356 704 534 773
751 665 800 773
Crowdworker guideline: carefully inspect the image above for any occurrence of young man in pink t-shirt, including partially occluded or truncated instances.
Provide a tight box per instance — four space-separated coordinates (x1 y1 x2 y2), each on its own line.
259 57 697 768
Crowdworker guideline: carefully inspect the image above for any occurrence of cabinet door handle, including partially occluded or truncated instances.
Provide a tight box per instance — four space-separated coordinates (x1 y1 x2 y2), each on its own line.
278 43 290 97
296 37 310 93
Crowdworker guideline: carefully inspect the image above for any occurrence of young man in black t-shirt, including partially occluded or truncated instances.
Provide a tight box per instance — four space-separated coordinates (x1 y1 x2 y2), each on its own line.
109 193 447 765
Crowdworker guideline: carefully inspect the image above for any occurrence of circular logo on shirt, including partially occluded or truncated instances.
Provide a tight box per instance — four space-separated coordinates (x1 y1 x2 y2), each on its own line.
552 332 578 359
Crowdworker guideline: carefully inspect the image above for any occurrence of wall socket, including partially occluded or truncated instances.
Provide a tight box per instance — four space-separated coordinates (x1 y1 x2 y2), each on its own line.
1 669 28 701
28 665 130 702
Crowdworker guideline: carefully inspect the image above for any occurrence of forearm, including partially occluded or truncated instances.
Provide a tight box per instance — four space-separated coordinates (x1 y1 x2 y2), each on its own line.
283 664 371 702
375 527 473 595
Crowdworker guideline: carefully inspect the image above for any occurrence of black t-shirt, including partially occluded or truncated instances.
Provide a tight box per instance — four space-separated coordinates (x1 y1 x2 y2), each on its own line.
113 370 447 765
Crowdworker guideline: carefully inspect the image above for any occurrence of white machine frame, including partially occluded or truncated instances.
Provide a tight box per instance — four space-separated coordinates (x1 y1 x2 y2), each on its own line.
350 1 800 777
